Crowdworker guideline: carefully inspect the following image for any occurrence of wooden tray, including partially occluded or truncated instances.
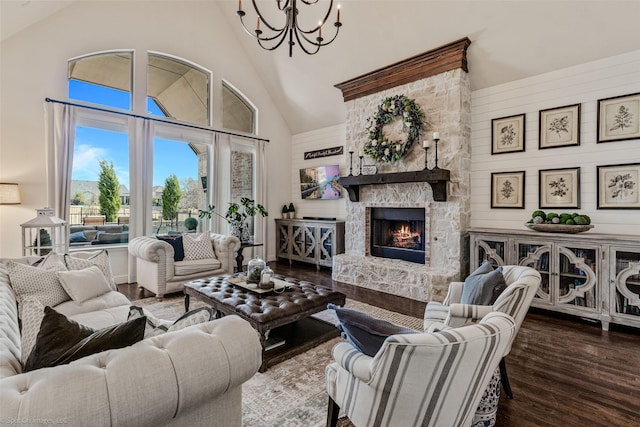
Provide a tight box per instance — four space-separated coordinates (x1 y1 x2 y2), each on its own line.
524 223 594 234
227 277 288 294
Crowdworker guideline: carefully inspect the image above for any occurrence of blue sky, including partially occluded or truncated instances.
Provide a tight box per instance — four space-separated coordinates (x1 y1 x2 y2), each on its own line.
69 80 198 187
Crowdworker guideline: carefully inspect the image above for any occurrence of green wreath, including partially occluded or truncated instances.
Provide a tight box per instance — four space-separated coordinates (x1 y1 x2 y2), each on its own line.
364 95 425 163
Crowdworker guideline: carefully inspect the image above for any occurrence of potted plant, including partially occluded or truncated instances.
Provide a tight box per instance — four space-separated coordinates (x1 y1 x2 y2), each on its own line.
184 216 198 232
199 197 268 242
288 203 296 219
281 204 289 219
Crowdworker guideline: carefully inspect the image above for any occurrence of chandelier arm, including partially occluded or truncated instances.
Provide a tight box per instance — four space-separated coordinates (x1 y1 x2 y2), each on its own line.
251 0 287 32
293 28 321 55
295 0 333 35
296 22 341 47
238 13 288 42
257 30 292 52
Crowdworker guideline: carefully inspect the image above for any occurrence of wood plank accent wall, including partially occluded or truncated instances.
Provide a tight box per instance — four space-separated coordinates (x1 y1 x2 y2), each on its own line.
334 37 471 102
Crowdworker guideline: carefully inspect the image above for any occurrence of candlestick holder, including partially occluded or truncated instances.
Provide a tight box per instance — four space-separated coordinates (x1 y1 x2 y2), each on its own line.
423 146 430 170
358 155 364 176
348 150 354 176
433 137 440 169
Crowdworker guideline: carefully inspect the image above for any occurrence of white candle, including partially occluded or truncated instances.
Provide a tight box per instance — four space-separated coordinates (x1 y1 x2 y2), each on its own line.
348 146 353 153
359 150 363 157
261 272 272 284
433 132 440 140
395 144 401 151
423 140 430 148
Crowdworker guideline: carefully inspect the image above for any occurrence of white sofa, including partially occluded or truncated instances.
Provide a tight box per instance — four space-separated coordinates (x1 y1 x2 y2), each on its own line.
0 256 261 427
129 233 240 300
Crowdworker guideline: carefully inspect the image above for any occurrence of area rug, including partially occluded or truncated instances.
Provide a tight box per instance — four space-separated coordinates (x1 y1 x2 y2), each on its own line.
133 295 423 427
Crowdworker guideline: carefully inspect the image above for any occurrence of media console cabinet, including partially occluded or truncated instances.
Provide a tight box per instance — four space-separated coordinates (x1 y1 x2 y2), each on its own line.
469 228 640 331
276 218 345 269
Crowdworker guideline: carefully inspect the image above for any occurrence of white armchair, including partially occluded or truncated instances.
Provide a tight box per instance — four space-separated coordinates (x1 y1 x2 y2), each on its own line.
423 265 541 398
326 312 516 427
128 233 240 300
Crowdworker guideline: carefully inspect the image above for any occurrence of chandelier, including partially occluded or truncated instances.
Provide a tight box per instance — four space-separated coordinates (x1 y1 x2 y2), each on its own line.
237 0 342 57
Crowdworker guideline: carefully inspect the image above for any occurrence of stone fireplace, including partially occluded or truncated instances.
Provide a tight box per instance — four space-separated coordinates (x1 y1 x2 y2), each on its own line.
332 38 472 302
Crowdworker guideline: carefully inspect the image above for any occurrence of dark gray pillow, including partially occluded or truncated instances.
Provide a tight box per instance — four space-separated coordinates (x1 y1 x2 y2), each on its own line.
328 304 416 357
24 306 146 372
157 235 185 261
461 261 507 305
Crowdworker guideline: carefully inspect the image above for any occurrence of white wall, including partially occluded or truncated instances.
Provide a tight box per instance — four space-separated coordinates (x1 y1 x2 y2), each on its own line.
471 49 640 235
0 1 292 261
290 124 347 221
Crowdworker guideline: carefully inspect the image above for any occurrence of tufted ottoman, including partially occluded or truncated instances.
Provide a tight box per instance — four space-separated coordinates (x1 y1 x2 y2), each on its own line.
184 274 346 372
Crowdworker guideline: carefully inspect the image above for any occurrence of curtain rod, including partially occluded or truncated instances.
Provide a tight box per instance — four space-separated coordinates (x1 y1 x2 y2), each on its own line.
45 97 270 143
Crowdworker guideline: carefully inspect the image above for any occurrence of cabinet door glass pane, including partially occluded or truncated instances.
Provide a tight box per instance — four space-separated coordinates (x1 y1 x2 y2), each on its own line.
615 251 640 316
558 247 597 308
320 227 333 261
478 240 505 267
517 243 550 302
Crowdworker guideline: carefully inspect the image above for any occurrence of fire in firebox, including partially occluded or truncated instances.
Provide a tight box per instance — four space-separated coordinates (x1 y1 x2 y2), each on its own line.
389 224 422 250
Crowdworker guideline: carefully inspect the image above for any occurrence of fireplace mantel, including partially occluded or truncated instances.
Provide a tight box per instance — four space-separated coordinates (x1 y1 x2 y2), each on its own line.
339 168 450 202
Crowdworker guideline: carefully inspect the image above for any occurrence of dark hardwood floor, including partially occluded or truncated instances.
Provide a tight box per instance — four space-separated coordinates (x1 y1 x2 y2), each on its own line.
120 260 640 426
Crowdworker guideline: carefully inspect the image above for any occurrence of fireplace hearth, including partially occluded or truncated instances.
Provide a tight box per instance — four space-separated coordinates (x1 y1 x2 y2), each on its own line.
370 208 426 264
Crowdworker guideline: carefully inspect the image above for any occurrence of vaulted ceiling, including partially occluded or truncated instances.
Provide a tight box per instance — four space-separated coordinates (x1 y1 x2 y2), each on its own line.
3 1 640 135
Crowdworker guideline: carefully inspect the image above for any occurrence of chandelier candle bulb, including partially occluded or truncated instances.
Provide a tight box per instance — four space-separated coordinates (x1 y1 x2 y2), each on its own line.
337 5 341 23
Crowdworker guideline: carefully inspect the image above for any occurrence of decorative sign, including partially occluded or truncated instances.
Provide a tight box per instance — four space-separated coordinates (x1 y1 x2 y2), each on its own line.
304 146 344 160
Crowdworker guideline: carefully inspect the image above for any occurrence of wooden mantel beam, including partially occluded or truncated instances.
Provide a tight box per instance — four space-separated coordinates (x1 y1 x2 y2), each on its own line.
334 37 471 102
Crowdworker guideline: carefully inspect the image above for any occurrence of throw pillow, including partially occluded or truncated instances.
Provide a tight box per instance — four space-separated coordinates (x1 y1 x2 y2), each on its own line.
24 306 146 372
64 250 117 291
182 233 215 261
6 260 70 313
461 260 508 306
56 266 112 303
128 305 215 338
69 231 88 243
327 303 417 357
157 235 185 261
19 297 46 366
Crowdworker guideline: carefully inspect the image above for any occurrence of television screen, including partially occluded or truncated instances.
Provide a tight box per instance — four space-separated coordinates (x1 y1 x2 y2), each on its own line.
299 164 342 200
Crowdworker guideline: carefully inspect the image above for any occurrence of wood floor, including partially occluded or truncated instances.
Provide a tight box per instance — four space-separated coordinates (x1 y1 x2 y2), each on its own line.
121 260 640 426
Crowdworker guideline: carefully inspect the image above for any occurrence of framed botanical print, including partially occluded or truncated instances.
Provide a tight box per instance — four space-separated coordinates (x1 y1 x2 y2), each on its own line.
491 114 525 154
491 171 525 208
597 92 640 143
539 167 581 209
597 163 640 209
539 104 580 149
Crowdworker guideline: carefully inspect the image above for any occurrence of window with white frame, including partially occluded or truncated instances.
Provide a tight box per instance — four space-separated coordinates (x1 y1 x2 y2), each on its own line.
63 50 258 247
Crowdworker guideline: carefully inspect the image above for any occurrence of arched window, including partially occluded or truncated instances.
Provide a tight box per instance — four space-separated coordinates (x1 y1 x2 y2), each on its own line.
223 82 256 134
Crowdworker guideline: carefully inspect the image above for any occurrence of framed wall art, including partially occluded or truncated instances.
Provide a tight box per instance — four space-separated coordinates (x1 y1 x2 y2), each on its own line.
539 167 581 209
597 92 640 143
491 171 525 208
539 103 580 149
491 114 525 154
597 163 640 209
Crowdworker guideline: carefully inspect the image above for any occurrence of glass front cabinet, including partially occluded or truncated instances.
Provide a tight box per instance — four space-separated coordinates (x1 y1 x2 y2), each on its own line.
469 228 640 331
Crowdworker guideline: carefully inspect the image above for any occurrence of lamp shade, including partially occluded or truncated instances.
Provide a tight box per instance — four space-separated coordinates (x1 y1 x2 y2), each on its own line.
0 183 21 205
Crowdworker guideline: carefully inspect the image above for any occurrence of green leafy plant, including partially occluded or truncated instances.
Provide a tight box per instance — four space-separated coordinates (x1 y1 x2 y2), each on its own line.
199 197 268 225
184 216 198 231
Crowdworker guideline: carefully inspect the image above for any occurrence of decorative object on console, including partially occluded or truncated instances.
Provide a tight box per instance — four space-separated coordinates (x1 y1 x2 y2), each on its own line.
364 94 426 163
288 203 296 218
281 204 289 219
236 0 342 57
491 113 525 155
539 103 581 149
539 167 581 209
597 92 640 143
21 208 69 256
247 256 266 284
0 182 21 204
596 162 640 209
525 209 592 233
491 171 525 209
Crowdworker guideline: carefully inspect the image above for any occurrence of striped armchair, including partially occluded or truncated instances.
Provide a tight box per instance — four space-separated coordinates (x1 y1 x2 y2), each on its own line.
423 265 541 398
325 312 516 427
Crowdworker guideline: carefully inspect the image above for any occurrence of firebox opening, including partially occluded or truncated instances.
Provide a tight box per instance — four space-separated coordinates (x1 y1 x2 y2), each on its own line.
370 208 426 264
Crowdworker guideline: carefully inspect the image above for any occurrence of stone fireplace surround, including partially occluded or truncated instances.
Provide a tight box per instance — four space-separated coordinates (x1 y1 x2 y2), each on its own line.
331 39 472 303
